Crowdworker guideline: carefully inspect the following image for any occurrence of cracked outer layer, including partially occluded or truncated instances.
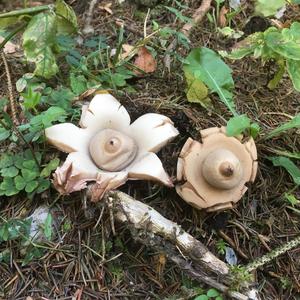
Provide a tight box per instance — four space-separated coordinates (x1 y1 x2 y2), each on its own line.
176 127 258 212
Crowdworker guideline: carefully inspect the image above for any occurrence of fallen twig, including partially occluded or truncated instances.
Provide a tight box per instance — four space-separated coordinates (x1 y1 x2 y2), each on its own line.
95 190 259 299
83 0 99 35
164 0 213 70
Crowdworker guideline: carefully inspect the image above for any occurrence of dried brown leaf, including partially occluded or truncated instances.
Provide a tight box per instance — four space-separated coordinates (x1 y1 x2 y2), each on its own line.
218 6 228 28
0 37 18 54
134 46 156 75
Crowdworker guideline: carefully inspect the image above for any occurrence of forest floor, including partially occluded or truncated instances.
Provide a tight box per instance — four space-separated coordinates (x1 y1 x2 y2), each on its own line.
0 0 300 299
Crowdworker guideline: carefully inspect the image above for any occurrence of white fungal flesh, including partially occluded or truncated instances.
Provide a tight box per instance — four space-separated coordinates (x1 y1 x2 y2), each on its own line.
128 152 173 186
45 123 92 153
129 113 179 152
79 93 131 133
46 93 178 197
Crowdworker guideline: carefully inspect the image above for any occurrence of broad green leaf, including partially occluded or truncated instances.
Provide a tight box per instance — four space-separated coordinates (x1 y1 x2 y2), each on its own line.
0 177 18 196
40 158 60 177
44 213 53 240
226 115 251 136
184 68 211 108
70 73 87 95
49 87 75 111
36 178 50 193
0 127 10 141
265 31 300 60
1 166 19 177
25 180 39 193
55 0 78 34
21 168 39 182
220 32 264 60
265 114 300 139
0 17 19 29
194 296 209 300
0 154 13 168
23 12 59 79
269 156 300 185
184 48 237 115
207 289 220 297
287 59 300 91
282 22 300 42
23 160 39 171
14 175 26 190
255 0 285 16
30 106 66 129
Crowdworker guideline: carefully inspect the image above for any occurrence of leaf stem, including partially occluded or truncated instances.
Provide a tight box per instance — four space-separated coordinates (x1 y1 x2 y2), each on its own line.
0 5 52 18
0 23 27 51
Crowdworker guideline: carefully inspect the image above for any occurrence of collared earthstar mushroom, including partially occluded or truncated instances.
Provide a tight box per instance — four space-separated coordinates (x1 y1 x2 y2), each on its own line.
45 92 179 199
176 127 257 212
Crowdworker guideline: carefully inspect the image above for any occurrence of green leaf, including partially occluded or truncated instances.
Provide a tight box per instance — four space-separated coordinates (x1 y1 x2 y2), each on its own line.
14 175 26 190
183 47 237 115
1 166 19 177
0 127 10 141
49 87 75 111
184 68 211 108
269 156 300 185
265 30 300 60
194 296 209 300
70 73 87 95
265 114 300 139
36 178 50 193
215 297 223 300
25 180 39 193
44 213 53 240
23 12 59 79
287 59 300 91
55 0 78 34
164 6 192 23
250 122 260 139
22 246 44 266
0 154 13 168
0 177 19 196
21 86 42 110
0 17 19 29
284 193 300 207
21 168 39 182
226 115 251 137
255 0 285 17
30 106 66 129
220 32 264 60
23 160 38 170
207 289 220 297
40 158 60 177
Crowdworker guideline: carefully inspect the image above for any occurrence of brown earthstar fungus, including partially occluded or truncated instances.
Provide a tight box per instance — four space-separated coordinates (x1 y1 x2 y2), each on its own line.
45 92 179 200
176 127 258 212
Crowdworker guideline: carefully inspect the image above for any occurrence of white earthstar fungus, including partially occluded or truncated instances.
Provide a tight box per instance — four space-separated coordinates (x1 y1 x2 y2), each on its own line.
176 127 258 212
45 93 179 199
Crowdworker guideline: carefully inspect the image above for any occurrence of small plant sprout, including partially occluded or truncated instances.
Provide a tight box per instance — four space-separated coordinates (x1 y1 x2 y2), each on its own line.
45 92 179 199
176 127 257 211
